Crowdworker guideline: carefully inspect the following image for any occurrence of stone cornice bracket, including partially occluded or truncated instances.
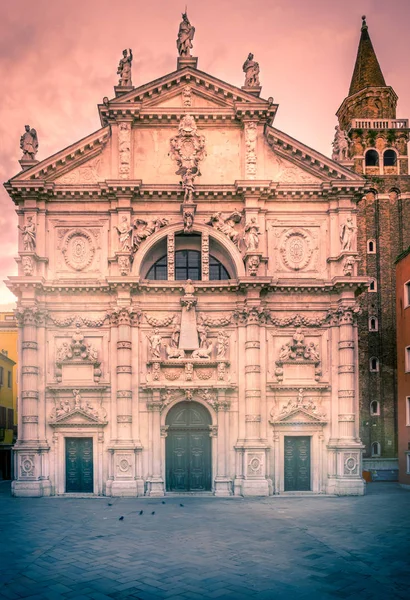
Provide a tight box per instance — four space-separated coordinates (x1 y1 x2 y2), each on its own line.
98 103 142 125
234 104 278 124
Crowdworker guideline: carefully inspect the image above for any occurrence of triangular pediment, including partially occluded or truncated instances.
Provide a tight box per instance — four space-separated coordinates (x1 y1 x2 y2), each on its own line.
10 126 110 183
50 409 104 427
107 67 273 111
264 126 365 184
270 407 326 424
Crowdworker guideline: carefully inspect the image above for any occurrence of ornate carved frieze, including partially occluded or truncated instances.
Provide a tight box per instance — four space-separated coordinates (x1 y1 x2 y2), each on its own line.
275 328 322 383
22 255 34 276
57 156 101 185
169 114 206 180
55 330 102 383
144 314 177 327
244 121 257 179
197 314 234 327
22 416 38 423
108 307 141 327
269 314 327 328
48 314 108 328
118 122 131 179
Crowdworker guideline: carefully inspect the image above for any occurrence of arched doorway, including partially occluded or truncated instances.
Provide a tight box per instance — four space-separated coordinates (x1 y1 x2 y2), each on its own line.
165 402 212 492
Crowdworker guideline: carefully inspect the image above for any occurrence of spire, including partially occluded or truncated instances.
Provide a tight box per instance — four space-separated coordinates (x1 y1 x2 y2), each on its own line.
348 16 386 96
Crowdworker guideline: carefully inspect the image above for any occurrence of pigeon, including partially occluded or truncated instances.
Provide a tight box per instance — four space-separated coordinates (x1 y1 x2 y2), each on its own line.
161 501 166 504
139 510 143 515
119 516 124 521
108 503 112 506
180 504 184 507
151 511 155 515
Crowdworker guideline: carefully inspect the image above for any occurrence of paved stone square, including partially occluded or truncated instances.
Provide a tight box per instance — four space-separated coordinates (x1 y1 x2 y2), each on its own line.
0 482 409 600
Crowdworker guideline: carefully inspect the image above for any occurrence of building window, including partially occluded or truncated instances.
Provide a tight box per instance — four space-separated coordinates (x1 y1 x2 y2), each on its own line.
7 409 13 430
7 371 12 388
0 366 3 386
383 149 397 166
406 397 410 426
370 357 379 372
369 278 377 292
367 239 376 254
407 453 410 475
404 281 410 308
369 317 378 331
0 406 5 428
365 150 379 167
147 251 230 281
406 347 410 373
370 400 380 416
371 441 381 457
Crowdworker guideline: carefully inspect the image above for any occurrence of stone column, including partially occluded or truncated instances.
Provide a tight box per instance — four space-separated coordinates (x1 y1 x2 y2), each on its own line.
167 232 175 281
238 296 269 496
12 307 50 497
108 307 141 497
334 303 365 495
214 391 231 496
146 391 165 497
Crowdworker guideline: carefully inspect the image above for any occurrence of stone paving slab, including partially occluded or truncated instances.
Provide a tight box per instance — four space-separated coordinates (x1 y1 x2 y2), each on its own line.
0 482 409 599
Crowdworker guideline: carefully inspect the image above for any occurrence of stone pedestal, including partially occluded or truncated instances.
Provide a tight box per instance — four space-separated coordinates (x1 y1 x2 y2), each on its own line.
241 86 262 97
114 85 134 97
177 56 198 70
19 158 38 171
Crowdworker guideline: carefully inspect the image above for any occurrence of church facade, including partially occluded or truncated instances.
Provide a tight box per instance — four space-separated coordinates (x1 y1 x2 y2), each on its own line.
6 29 369 497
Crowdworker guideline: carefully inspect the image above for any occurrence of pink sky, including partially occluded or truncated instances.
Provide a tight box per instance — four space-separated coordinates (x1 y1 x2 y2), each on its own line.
1 0 409 305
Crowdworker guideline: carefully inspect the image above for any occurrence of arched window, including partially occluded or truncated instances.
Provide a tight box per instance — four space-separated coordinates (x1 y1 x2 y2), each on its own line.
371 441 381 457
370 357 379 372
369 278 377 292
365 150 379 166
367 239 376 254
369 317 378 332
146 251 230 281
383 149 397 167
370 400 380 416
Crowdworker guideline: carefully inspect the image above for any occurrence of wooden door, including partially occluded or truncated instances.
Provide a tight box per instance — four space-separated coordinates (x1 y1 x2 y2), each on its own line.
65 437 94 493
284 436 311 491
166 402 211 492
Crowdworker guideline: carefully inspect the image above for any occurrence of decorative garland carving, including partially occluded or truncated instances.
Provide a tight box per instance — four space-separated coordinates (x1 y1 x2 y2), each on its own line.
144 314 178 327
48 314 108 327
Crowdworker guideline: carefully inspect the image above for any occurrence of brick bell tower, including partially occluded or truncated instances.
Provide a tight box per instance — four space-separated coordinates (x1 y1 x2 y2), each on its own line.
335 16 410 475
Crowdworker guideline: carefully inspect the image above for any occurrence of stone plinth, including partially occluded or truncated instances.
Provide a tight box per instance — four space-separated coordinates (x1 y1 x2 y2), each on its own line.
177 56 198 70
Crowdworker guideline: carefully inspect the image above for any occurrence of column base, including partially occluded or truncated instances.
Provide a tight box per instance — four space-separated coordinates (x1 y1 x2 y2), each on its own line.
12 479 52 497
330 477 366 496
214 477 232 496
108 479 144 497
240 478 270 497
146 477 165 497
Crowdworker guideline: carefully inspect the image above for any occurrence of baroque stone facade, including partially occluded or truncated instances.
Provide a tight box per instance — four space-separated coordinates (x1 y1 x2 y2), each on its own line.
6 41 368 497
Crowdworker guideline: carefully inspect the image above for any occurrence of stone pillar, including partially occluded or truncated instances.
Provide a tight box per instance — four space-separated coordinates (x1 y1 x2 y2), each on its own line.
333 303 365 495
146 391 165 497
201 231 209 281
214 391 232 496
237 296 269 496
12 307 51 497
167 232 175 281
108 307 142 497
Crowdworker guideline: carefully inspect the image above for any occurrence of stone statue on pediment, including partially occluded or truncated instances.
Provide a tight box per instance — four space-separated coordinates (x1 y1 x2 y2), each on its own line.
243 53 260 87
177 12 195 57
117 49 133 87
18 216 36 251
20 125 38 160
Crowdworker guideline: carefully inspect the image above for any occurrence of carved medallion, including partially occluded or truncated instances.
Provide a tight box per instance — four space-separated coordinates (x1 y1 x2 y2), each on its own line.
279 228 314 271
62 229 95 271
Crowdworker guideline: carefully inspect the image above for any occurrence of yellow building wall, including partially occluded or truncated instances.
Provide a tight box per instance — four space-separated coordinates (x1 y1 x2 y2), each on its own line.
0 312 18 431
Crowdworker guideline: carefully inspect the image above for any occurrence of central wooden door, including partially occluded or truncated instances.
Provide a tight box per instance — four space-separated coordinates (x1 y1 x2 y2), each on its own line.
166 402 212 492
65 437 94 493
284 436 311 491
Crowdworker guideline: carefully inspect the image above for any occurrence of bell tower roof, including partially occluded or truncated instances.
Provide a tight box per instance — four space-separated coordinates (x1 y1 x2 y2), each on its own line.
348 16 386 96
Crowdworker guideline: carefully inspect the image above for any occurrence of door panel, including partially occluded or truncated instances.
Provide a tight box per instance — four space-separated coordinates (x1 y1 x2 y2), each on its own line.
166 402 212 492
284 436 311 491
65 438 93 493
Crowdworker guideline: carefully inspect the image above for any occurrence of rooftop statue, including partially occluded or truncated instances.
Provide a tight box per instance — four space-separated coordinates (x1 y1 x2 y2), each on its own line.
117 49 133 87
20 125 38 160
177 12 195 57
242 53 260 87
332 126 350 162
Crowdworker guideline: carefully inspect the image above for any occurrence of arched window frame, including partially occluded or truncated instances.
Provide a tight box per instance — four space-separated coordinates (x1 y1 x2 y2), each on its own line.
369 317 378 332
367 239 376 254
369 278 377 292
404 280 410 308
146 250 231 282
365 149 380 167
369 357 379 372
405 346 410 373
370 400 380 416
371 441 381 457
383 149 397 167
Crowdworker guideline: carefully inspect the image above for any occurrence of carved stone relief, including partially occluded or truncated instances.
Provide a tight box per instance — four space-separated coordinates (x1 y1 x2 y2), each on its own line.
55 330 102 383
169 114 206 176
343 452 360 476
206 210 243 247
20 455 35 477
22 256 34 276
61 229 96 271
182 85 192 107
244 121 257 179
270 388 326 422
56 157 101 185
49 389 107 423
118 122 131 179
275 329 322 383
